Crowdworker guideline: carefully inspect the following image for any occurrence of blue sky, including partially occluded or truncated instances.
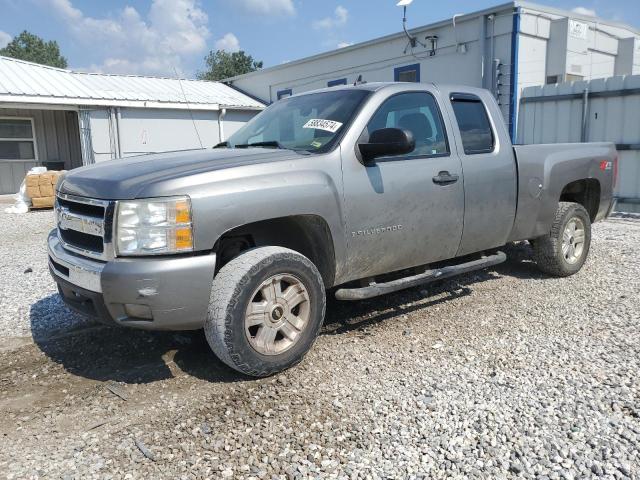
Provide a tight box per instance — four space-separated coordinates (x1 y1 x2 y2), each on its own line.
0 0 638 77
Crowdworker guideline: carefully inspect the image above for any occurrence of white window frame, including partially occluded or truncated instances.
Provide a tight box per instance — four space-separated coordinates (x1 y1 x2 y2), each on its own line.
0 116 39 162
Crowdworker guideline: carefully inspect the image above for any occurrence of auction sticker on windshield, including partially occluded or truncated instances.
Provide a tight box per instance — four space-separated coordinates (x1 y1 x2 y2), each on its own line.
303 119 343 133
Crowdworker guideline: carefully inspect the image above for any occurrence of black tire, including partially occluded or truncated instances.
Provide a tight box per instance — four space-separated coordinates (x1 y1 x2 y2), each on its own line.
205 246 326 377
532 202 592 277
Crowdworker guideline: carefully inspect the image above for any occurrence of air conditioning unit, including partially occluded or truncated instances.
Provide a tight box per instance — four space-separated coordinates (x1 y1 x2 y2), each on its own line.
546 18 588 83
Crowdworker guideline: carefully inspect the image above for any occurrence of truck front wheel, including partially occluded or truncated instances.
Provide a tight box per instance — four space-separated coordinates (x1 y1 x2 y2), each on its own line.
532 201 592 277
205 246 326 377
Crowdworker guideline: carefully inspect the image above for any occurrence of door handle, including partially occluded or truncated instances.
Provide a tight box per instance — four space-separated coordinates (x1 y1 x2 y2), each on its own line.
432 171 459 185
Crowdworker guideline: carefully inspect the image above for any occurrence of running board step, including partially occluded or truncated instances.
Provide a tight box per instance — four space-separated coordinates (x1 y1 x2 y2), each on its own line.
334 251 506 301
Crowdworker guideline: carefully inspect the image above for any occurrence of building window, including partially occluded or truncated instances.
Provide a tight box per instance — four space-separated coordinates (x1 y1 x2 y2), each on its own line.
327 78 347 87
450 94 495 155
277 89 292 100
394 63 420 83
0 118 37 161
565 74 584 83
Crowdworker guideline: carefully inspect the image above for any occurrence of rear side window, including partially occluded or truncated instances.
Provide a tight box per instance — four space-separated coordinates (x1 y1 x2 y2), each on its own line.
450 95 494 154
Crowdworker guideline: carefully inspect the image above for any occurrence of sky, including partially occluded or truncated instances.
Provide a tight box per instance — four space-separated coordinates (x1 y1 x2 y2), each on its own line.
0 0 638 78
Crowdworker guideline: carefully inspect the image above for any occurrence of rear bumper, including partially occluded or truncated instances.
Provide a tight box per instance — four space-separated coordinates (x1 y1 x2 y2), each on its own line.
48 230 216 330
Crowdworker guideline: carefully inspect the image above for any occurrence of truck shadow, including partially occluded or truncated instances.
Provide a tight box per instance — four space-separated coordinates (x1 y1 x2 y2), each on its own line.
493 242 546 280
29 244 536 384
29 298 244 384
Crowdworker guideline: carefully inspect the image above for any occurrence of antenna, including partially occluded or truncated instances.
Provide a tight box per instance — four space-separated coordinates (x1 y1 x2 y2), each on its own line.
173 66 204 149
397 0 426 53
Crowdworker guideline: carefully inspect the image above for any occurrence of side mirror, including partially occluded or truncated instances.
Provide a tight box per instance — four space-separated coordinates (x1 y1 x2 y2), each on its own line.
358 128 415 164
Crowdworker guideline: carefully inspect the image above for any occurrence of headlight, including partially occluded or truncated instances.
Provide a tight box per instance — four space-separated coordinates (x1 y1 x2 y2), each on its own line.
115 196 193 256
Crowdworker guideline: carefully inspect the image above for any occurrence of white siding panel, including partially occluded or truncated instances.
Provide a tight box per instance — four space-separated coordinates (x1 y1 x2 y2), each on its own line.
222 111 256 139
118 108 221 155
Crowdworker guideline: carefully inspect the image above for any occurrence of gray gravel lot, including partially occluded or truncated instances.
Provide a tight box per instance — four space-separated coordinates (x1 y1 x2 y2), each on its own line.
0 210 638 479
0 209 96 340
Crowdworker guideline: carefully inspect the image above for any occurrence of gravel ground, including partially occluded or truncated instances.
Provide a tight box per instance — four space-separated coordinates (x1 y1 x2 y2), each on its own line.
0 210 638 479
0 209 96 340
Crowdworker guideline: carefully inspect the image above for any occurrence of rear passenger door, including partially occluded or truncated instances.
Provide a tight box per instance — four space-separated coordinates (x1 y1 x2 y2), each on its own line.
341 90 465 280
446 92 517 256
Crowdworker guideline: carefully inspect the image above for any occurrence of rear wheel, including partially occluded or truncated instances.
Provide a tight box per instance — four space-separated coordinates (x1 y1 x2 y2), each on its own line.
205 246 326 377
532 202 591 277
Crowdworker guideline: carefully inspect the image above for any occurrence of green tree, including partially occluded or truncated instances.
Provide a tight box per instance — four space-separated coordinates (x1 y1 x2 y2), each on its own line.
0 30 68 68
197 50 263 81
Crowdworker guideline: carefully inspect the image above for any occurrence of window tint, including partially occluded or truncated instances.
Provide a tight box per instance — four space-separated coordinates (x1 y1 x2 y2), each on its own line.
365 92 448 158
450 98 494 154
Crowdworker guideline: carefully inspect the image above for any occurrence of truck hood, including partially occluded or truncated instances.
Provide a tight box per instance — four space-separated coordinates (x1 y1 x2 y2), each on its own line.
58 148 304 199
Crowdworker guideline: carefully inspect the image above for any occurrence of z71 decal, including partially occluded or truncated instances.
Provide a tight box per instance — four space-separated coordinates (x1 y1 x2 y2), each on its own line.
599 160 613 171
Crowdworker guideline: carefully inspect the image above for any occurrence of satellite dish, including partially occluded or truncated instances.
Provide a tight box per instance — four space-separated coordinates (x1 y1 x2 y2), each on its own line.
396 0 413 6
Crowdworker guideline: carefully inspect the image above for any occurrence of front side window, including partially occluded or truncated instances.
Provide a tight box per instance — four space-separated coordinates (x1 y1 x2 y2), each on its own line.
363 92 449 158
450 96 495 154
0 118 36 160
228 89 371 153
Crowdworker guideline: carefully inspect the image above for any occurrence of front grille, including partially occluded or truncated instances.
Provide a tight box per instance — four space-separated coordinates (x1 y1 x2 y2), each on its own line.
55 193 114 260
57 196 105 218
59 229 104 253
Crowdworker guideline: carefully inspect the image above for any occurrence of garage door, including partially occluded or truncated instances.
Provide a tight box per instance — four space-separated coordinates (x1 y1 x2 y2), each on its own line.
0 118 39 194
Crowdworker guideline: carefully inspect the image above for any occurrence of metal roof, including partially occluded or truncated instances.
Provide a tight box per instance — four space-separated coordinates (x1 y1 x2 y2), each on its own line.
0 56 264 111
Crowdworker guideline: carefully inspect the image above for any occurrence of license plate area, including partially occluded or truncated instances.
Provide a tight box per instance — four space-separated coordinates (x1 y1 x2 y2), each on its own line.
50 257 102 293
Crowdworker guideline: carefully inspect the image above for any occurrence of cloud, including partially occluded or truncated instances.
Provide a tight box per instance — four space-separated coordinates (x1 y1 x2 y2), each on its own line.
234 0 295 16
337 42 352 49
215 33 240 52
571 6 597 17
0 30 11 49
42 0 210 76
313 6 348 30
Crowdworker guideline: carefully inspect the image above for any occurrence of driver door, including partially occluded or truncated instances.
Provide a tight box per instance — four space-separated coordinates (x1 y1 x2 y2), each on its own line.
341 90 465 281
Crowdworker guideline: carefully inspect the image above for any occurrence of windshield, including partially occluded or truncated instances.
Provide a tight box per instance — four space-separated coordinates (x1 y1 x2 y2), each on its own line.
226 89 371 153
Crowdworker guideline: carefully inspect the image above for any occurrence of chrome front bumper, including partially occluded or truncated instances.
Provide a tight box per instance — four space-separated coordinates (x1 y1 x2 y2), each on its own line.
48 229 217 331
48 230 104 292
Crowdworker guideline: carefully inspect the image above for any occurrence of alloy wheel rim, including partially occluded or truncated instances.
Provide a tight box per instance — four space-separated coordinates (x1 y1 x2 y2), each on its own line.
562 217 586 265
244 274 310 355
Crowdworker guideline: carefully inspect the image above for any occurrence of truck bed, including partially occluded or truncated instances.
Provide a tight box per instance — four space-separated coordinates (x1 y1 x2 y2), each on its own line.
508 142 617 242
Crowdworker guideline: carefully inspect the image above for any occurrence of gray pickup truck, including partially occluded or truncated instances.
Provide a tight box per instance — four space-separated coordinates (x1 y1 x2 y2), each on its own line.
49 82 617 376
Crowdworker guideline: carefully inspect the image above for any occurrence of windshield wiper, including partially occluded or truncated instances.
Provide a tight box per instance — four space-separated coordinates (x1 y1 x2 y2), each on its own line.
235 140 285 149
232 140 312 155
213 141 229 148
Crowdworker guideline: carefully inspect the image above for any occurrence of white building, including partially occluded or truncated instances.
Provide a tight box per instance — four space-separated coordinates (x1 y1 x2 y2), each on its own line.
0 56 264 194
227 1 640 142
